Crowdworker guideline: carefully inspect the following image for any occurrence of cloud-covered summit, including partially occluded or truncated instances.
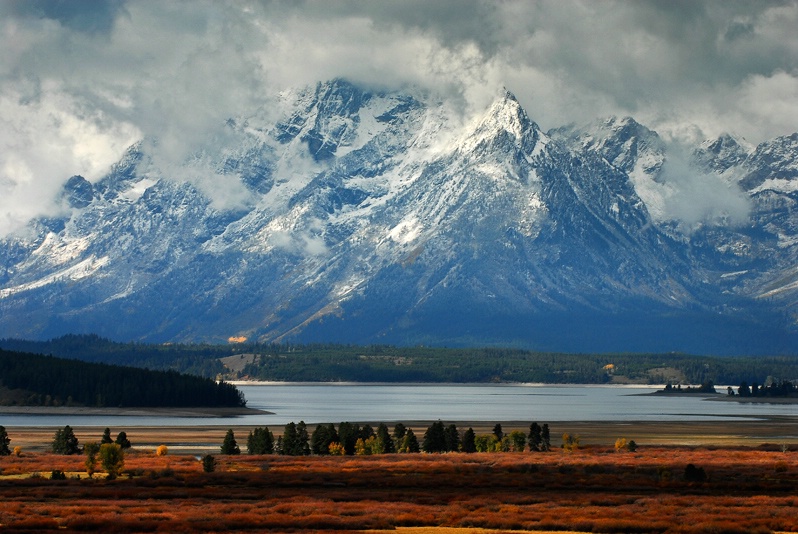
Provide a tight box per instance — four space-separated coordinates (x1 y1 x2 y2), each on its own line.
1 0 796 235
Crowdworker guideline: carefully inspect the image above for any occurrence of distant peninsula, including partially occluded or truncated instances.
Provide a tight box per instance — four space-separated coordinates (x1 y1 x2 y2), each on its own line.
652 380 798 404
0 348 247 411
651 382 719 395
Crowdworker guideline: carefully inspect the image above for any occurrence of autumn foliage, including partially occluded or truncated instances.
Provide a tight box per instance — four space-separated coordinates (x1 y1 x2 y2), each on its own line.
0 445 797 532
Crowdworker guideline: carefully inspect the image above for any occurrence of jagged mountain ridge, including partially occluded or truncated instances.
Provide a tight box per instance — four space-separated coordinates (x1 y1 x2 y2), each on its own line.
1 79 796 354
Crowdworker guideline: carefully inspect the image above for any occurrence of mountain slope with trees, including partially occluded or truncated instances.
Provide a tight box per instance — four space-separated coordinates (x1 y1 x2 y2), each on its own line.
2 335 797 386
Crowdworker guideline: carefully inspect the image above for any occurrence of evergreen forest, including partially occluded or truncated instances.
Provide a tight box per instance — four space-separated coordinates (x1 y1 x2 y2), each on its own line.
1 335 797 385
0 349 245 408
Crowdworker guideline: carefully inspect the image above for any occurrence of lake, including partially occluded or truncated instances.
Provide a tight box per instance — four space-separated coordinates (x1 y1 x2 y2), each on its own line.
1 383 796 427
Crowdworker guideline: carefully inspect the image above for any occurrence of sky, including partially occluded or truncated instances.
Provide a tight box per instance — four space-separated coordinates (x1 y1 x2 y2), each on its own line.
1 0 797 236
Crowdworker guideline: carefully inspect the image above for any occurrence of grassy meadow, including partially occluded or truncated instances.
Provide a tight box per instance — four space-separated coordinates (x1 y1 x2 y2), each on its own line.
1 430 797 533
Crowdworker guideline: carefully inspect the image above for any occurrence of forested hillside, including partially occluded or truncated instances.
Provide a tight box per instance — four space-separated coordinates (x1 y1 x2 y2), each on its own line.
2 335 797 386
0 334 228 377
236 345 798 385
0 349 245 408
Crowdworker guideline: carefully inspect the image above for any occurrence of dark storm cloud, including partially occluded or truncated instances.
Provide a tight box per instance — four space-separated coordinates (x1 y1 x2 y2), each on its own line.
3 0 126 34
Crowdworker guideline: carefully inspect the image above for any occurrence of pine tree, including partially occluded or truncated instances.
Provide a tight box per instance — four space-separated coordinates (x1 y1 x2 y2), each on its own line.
281 422 297 456
101 428 113 444
279 422 310 456
461 427 477 453
247 427 274 455
220 429 240 455
0 425 10 456
52 425 80 455
337 422 360 455
422 421 447 453
115 431 131 449
201 454 216 472
311 423 337 455
541 424 551 452
392 423 407 451
400 428 420 453
376 423 395 453
296 421 310 456
528 422 542 452
445 424 460 452
360 424 374 440
492 423 503 441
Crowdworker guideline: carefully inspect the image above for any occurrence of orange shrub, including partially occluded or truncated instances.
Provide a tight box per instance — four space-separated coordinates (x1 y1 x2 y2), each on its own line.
0 446 797 532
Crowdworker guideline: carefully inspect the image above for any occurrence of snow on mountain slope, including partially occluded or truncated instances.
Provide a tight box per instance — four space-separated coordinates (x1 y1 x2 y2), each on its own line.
550 116 673 222
0 79 796 354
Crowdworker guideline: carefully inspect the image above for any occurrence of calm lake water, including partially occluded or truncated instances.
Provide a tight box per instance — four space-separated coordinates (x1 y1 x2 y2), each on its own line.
2 384 796 427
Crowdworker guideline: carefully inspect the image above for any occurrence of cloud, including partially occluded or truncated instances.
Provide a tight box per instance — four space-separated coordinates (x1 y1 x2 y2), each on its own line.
4 0 126 35
0 0 797 235
269 223 328 257
730 70 798 142
658 146 751 230
0 82 139 232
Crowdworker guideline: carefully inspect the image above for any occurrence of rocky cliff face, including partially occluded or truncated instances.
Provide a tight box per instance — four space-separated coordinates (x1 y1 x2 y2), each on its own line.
1 79 796 354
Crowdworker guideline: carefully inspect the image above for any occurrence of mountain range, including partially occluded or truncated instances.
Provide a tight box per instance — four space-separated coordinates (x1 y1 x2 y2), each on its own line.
1 79 796 354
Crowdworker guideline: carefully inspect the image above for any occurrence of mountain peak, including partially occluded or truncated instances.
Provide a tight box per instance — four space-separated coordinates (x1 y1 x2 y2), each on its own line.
61 175 95 209
738 132 798 191
484 88 528 131
551 116 664 175
699 133 750 155
456 88 541 156
602 116 653 141
692 133 751 174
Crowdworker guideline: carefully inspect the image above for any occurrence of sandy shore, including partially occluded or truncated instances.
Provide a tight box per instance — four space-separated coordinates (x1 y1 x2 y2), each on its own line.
4 416 797 454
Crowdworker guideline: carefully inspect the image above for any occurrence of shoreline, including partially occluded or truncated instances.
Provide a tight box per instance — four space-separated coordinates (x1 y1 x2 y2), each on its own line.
4 416 797 453
643 389 798 404
0 405 269 417
228 380 663 387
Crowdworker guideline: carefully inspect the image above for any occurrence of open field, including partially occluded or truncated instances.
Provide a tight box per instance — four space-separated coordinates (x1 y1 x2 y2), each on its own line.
1 444 797 533
2 420 797 532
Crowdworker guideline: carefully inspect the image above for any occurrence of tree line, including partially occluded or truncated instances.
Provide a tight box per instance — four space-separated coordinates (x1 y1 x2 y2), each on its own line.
0 334 229 378
729 379 798 398
216 421 556 457
1 424 132 480
0 349 245 408
237 345 798 385
2 334 797 385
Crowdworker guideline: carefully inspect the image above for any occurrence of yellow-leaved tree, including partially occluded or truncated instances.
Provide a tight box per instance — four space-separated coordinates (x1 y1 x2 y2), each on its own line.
99 443 124 479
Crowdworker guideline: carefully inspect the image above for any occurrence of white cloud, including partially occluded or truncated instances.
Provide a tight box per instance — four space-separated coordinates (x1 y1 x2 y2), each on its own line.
732 70 798 141
0 0 797 236
0 83 139 233
659 146 751 230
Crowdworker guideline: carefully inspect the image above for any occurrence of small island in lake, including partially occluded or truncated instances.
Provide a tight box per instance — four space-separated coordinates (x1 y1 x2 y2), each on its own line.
652 381 718 395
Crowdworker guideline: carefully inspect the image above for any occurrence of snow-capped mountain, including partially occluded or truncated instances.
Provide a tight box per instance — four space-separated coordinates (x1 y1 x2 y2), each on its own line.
1 79 796 354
